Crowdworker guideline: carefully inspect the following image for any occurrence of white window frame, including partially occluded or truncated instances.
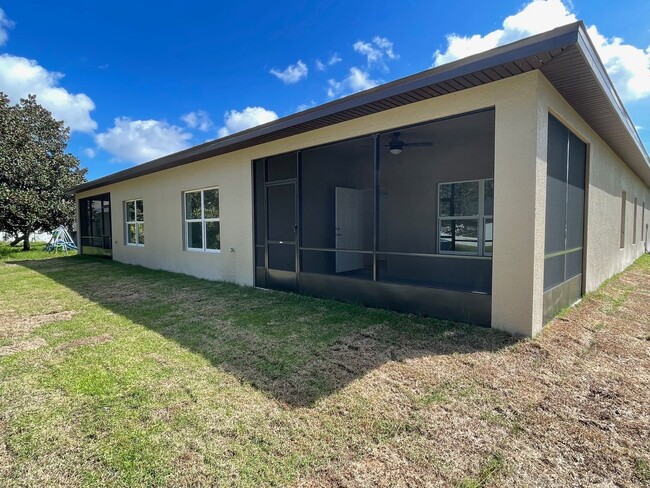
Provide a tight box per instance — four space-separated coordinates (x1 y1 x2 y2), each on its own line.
184 187 220 253
438 178 493 257
125 198 144 247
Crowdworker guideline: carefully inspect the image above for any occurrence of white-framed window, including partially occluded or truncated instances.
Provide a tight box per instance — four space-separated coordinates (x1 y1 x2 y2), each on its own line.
125 199 144 246
184 187 220 252
438 178 493 256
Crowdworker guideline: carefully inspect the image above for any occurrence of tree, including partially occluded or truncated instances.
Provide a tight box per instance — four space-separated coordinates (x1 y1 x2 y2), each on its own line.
0 93 87 250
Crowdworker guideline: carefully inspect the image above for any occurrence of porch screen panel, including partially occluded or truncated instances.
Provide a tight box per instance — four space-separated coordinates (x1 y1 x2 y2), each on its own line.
78 193 112 255
565 132 586 281
376 253 492 291
267 184 295 242
266 152 296 182
300 136 374 279
377 109 494 291
544 115 569 290
102 197 112 249
543 114 586 293
251 108 497 322
253 159 266 285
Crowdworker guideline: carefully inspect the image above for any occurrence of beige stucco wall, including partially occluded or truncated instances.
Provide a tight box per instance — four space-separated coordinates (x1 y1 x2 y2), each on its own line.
76 69 649 336
490 73 545 336
536 73 650 299
77 157 254 284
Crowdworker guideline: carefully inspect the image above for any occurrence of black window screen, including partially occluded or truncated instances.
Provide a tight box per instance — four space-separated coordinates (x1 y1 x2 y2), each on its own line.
253 109 496 296
301 250 372 279
377 253 492 292
254 159 266 280
544 254 565 290
267 184 295 242
269 243 295 271
378 110 494 254
78 193 112 251
566 132 586 252
254 159 265 248
545 116 568 256
544 115 586 291
266 152 296 182
301 137 374 250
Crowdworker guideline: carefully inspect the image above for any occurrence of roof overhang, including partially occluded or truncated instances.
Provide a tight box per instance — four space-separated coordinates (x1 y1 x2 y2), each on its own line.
72 21 650 194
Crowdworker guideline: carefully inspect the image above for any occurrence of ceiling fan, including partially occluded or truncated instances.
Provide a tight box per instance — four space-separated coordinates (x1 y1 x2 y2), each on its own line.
384 132 433 155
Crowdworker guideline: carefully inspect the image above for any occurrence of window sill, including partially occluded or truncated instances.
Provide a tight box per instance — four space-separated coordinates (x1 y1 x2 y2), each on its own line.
185 248 221 254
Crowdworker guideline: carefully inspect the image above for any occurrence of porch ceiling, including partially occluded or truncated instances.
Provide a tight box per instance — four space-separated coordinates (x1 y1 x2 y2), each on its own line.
72 21 650 193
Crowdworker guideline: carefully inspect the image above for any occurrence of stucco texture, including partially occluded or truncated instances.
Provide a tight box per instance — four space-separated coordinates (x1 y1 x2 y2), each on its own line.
537 73 650 295
76 70 650 337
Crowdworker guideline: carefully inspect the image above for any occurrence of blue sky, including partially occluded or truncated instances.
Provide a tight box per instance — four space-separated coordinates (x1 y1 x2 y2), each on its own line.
1 0 649 180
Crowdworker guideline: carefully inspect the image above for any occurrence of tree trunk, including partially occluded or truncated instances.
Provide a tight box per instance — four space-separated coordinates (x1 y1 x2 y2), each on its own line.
9 234 26 247
22 235 31 251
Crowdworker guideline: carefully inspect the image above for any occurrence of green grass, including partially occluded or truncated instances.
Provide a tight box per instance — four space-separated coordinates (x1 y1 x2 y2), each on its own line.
636 457 650 482
1 251 648 486
458 453 506 488
0 251 516 486
0 241 76 261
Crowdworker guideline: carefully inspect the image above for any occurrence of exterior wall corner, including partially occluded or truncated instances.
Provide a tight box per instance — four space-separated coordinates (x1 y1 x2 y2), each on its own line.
491 72 546 337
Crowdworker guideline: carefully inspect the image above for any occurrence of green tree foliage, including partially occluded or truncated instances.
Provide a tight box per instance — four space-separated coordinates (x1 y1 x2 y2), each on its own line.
0 92 87 250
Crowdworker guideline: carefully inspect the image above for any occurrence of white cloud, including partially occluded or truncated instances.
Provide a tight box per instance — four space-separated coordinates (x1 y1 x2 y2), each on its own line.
0 54 97 132
353 36 398 70
586 26 650 102
315 53 342 72
328 52 342 66
82 148 96 159
433 0 576 66
270 60 308 84
432 0 650 102
96 117 192 164
0 10 96 132
0 7 14 46
327 67 379 98
296 100 317 112
181 110 213 131
217 106 278 138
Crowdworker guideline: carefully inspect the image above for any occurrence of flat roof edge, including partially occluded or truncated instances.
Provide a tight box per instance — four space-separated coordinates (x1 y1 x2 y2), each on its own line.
575 26 650 165
72 21 650 193
71 23 584 194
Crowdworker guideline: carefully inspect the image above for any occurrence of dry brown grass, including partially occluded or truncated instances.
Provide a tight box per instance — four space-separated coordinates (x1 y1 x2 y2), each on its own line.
0 337 48 356
0 254 648 487
55 333 113 352
296 260 650 487
0 310 76 340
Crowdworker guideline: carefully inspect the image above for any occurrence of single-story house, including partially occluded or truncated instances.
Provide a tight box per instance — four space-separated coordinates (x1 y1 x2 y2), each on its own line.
71 22 650 337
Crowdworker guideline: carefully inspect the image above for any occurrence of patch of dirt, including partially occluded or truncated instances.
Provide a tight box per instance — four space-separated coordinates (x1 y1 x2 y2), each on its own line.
295 262 650 487
80 277 153 304
0 311 76 340
0 338 47 356
55 333 113 352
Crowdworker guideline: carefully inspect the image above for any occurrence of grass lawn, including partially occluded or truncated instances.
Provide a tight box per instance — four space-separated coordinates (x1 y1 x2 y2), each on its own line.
1 244 649 487
0 241 76 261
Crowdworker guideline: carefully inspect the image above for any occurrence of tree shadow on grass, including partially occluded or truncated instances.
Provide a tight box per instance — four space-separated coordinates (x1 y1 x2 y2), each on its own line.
13 256 520 407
